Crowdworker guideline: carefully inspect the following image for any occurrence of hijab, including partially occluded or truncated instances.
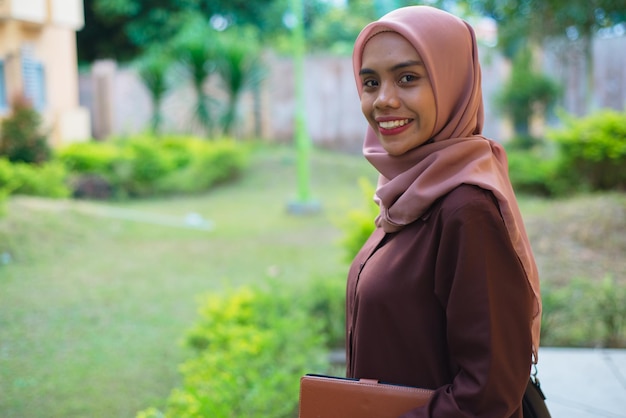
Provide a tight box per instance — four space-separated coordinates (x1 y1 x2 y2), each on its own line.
353 6 542 362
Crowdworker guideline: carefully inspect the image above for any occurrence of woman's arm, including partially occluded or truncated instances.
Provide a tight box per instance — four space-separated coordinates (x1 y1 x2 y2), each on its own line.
402 188 534 418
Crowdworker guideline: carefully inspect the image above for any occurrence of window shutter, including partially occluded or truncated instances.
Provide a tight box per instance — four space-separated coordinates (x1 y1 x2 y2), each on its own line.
0 60 7 112
21 46 46 111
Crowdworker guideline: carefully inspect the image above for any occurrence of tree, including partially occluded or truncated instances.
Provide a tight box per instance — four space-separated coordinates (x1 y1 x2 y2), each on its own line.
77 0 290 64
0 96 51 164
496 47 561 147
77 0 139 62
77 0 194 63
469 0 626 112
134 46 174 135
195 0 289 35
170 14 221 136
215 27 266 136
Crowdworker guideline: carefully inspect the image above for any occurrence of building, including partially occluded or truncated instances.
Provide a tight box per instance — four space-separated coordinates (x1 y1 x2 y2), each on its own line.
0 0 89 147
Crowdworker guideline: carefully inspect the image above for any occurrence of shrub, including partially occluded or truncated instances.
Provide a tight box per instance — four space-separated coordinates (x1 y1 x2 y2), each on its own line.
137 282 330 418
337 177 378 262
0 158 69 199
58 141 124 174
0 188 7 218
156 138 248 194
0 159 15 217
0 158 18 194
58 135 248 199
0 96 51 164
304 275 346 350
506 148 565 196
112 138 176 197
548 109 626 192
10 161 70 198
541 276 626 348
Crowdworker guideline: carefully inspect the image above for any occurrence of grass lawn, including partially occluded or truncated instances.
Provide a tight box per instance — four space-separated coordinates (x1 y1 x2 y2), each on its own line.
1 145 624 417
0 145 377 418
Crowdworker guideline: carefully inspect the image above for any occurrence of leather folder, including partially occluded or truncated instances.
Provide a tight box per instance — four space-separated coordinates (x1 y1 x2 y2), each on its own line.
299 374 434 418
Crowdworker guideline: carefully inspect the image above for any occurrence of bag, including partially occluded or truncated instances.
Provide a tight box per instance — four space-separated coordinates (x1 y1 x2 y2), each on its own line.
299 373 551 418
523 376 551 418
298 374 433 418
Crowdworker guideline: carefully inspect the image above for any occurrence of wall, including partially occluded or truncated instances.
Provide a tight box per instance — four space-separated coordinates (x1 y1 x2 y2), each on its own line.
79 35 626 152
544 35 626 117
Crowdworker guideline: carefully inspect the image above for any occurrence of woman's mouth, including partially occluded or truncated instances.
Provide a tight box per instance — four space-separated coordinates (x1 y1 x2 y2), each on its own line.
377 118 413 135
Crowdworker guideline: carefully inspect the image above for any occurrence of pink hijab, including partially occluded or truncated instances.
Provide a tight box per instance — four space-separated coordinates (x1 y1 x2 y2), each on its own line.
353 6 542 362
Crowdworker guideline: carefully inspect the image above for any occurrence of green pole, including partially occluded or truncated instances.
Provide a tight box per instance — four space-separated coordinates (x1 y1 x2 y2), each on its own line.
288 0 320 214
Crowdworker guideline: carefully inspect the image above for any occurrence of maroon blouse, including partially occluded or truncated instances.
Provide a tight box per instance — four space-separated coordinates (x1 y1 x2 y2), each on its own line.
346 185 534 417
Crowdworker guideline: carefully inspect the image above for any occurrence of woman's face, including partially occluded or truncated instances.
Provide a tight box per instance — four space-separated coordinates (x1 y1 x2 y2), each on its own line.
359 32 436 156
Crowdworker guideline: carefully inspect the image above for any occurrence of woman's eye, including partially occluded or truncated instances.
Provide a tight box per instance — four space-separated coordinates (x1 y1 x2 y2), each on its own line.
399 74 418 83
363 79 378 88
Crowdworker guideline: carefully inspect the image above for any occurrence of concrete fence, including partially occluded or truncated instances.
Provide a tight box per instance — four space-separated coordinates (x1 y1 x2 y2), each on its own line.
78 35 626 152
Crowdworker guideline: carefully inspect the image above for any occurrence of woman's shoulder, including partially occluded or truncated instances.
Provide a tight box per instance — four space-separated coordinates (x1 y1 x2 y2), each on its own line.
436 184 500 218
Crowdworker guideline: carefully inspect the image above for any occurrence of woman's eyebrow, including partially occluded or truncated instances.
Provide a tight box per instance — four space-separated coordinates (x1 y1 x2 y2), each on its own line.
390 60 424 71
359 60 424 76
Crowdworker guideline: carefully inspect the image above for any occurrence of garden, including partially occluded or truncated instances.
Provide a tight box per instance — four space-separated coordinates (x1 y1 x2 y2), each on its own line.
1 1 626 417
1 105 625 416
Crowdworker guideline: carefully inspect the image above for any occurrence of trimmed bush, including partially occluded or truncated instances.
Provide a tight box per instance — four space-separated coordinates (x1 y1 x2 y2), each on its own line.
113 138 176 197
0 159 15 217
506 149 565 196
58 141 124 174
11 161 70 198
0 158 18 193
137 282 330 418
0 158 70 199
156 138 248 194
58 135 249 199
548 109 626 192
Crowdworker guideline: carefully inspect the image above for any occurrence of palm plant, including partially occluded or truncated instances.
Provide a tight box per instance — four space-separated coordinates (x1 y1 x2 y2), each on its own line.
171 14 221 137
216 27 266 137
135 46 173 135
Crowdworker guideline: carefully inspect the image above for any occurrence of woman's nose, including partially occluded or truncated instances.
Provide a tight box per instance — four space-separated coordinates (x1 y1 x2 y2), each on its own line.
374 82 400 109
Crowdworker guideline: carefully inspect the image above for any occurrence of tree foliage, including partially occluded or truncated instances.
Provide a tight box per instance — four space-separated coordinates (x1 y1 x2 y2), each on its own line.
496 47 561 141
215 26 266 135
0 96 51 164
468 0 626 114
134 46 173 135
169 14 222 135
78 0 445 63
129 13 266 138
78 0 288 63
469 0 626 57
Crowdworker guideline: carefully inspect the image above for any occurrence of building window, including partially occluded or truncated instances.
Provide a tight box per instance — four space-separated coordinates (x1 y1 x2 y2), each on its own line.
0 60 7 113
21 47 46 111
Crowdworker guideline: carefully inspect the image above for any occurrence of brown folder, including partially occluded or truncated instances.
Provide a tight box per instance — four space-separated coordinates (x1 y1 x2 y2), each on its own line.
298 374 434 418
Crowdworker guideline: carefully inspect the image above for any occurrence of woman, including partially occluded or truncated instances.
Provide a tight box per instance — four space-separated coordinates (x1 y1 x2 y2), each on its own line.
345 6 542 417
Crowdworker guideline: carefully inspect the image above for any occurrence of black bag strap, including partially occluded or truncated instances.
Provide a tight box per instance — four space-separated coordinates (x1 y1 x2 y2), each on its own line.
523 364 551 418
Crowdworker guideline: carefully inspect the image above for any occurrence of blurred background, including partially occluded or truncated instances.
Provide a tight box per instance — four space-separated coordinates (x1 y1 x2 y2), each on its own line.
0 0 625 417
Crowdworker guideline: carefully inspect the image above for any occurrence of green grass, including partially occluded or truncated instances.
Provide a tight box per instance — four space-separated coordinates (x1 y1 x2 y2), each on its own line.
1 145 625 417
0 145 377 418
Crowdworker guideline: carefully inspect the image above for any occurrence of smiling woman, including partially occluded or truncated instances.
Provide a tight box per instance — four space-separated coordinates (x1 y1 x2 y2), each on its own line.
343 6 544 418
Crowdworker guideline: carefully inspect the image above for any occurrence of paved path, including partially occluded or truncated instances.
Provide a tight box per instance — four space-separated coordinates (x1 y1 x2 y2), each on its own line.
538 347 626 417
